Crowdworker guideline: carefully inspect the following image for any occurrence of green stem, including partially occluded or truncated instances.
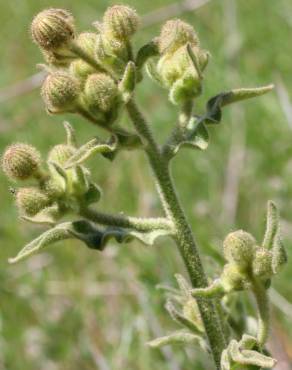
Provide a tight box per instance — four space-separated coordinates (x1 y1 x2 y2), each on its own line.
126 99 226 369
80 207 173 233
251 279 270 347
162 100 193 160
69 42 107 74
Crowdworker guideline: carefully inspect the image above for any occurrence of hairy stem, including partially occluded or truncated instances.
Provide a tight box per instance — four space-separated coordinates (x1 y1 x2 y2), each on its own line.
252 279 270 347
126 98 226 369
69 42 108 75
162 100 193 160
80 207 173 233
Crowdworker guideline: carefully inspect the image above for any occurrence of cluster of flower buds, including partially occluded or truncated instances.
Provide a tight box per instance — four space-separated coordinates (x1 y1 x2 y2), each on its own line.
31 7 139 127
94 5 140 77
1 123 101 225
191 202 287 299
146 19 209 105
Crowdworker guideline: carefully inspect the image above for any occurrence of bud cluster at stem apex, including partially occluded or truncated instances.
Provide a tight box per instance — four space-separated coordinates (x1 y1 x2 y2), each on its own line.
31 6 140 126
147 19 209 105
1 123 101 223
210 219 287 295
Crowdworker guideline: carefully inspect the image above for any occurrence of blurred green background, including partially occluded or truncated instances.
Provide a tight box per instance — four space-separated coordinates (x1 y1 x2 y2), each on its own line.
0 0 291 369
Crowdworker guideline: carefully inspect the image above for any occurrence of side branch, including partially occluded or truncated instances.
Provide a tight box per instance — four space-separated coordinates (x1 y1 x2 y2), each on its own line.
80 207 173 233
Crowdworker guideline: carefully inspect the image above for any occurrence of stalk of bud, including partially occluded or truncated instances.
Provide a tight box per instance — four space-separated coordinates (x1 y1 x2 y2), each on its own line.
31 8 75 52
16 187 51 216
69 33 99 82
41 71 81 113
102 5 140 41
2 144 42 181
42 50 74 67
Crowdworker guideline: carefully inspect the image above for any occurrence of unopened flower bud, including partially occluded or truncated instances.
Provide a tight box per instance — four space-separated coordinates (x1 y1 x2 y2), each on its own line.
84 73 118 113
223 230 256 269
31 8 75 51
157 45 201 88
158 19 199 54
221 264 249 292
42 178 65 199
75 32 97 58
2 144 41 181
16 187 50 216
103 5 140 40
70 59 95 82
41 71 80 113
252 248 273 280
95 35 128 77
48 144 75 165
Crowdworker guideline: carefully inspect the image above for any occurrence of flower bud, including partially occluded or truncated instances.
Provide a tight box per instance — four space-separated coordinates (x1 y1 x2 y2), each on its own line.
70 59 95 82
221 264 249 292
41 71 80 113
84 73 118 113
16 187 50 216
223 230 257 269
252 248 273 280
31 8 75 51
42 178 65 199
48 144 75 165
158 19 199 55
103 5 140 40
157 45 201 88
95 35 128 77
2 143 41 181
75 32 97 58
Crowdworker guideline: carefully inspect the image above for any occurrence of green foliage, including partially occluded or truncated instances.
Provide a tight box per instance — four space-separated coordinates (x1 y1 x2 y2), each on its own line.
0 1 291 369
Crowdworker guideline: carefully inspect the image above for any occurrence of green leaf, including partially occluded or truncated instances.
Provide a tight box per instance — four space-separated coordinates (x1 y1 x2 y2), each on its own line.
271 233 287 274
146 60 164 86
63 121 77 147
114 128 144 150
9 221 171 264
136 38 159 70
204 85 274 124
8 222 73 264
83 183 102 205
118 61 136 103
260 201 287 274
174 273 191 297
186 43 203 79
47 161 68 192
262 201 279 249
21 204 61 226
170 119 209 157
165 299 202 334
226 339 277 369
147 330 203 349
64 136 117 168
